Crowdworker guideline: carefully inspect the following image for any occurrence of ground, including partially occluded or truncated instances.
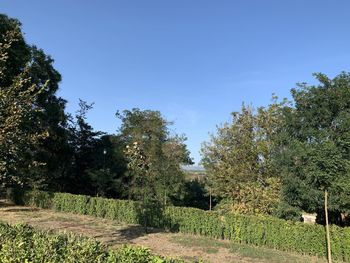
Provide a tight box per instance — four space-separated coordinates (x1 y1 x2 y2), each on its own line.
0 201 329 263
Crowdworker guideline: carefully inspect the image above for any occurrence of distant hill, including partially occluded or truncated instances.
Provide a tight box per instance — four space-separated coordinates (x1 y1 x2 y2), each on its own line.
181 165 205 172
182 165 206 181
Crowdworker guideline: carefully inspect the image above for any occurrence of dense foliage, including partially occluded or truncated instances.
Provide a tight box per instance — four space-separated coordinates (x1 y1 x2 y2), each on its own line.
276 73 350 223
0 14 48 188
201 73 350 224
0 222 184 263
0 14 71 190
119 109 193 204
13 190 350 262
201 99 286 214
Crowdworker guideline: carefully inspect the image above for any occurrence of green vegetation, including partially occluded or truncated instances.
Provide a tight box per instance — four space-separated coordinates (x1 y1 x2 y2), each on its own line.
201 98 286 215
0 222 183 263
0 14 70 191
170 235 327 263
201 75 350 226
12 190 350 262
276 74 350 223
0 14 50 188
2 11 350 263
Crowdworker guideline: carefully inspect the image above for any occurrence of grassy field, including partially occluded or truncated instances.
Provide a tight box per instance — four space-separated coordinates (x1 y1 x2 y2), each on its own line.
0 200 331 263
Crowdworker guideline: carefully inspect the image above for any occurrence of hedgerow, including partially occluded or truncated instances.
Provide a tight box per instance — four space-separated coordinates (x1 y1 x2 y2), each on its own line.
0 222 184 263
10 190 350 262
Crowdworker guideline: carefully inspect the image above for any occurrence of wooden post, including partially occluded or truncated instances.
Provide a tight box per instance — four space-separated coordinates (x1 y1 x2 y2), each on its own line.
164 189 167 206
209 188 212 211
325 190 332 263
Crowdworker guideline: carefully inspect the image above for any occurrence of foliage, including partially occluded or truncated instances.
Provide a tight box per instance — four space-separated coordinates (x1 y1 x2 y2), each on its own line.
118 109 192 205
179 179 211 210
0 15 48 188
201 98 287 214
276 73 350 219
88 134 128 198
0 223 183 263
273 202 303 222
0 14 70 191
12 190 350 261
67 100 104 194
88 169 118 197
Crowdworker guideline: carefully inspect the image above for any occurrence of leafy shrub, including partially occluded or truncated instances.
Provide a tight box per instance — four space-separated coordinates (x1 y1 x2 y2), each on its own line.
273 202 303 222
6 187 24 204
107 246 168 263
0 223 184 263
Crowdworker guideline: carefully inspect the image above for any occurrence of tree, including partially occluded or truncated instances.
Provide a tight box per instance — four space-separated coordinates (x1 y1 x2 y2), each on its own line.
26 47 71 191
68 100 104 194
277 73 350 221
117 109 192 204
0 14 70 190
181 179 211 210
0 18 48 188
201 98 286 214
88 134 128 198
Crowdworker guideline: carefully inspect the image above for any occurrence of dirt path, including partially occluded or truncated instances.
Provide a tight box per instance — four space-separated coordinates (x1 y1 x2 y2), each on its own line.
0 201 326 263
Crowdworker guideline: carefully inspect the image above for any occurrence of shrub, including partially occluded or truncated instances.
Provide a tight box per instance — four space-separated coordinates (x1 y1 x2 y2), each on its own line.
0 223 184 263
6 187 24 204
273 202 303 222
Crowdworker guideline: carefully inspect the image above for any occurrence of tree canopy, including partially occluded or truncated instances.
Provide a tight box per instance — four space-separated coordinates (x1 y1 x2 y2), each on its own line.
201 98 286 214
0 14 70 190
277 73 350 217
117 109 193 204
0 15 48 187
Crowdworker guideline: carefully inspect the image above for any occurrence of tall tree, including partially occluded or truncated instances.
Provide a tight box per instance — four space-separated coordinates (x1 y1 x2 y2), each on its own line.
0 14 70 190
0 17 47 188
27 47 71 191
117 109 193 204
201 99 286 214
68 100 104 194
277 73 350 222
87 134 128 198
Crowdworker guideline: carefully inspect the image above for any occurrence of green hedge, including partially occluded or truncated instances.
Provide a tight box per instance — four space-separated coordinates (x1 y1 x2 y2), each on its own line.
0 222 183 263
12 190 350 262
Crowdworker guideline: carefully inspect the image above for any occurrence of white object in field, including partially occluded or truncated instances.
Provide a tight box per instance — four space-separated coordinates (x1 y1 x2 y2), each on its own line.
302 213 317 224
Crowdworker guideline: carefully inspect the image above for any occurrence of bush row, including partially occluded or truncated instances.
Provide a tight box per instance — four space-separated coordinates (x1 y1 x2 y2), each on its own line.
0 222 183 263
12 190 350 262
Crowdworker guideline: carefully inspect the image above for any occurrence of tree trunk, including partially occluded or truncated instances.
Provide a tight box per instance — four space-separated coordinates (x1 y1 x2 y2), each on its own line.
325 190 332 263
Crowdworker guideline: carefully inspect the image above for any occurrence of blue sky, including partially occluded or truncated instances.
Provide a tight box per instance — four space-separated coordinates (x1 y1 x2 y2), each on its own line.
2 1 350 163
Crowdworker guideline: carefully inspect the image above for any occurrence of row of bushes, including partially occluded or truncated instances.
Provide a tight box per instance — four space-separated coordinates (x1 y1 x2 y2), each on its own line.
0 222 184 263
11 190 350 262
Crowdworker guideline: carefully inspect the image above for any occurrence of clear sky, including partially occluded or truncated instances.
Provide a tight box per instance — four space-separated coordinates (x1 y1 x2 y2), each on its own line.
2 0 350 163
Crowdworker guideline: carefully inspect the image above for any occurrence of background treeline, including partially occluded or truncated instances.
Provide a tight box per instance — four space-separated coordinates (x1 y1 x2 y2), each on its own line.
2 13 350 227
0 13 200 209
201 78 350 225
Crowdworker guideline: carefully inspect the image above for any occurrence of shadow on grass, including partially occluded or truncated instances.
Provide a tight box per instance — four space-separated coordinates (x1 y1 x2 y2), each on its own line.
0 200 14 208
2 207 39 212
0 201 39 212
94 225 165 247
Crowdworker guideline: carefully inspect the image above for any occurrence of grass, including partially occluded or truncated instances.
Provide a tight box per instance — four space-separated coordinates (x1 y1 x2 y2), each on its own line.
170 235 329 263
